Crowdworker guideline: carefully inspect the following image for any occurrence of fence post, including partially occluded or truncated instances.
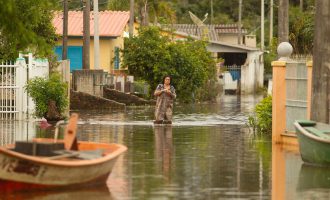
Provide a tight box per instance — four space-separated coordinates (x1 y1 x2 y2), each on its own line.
15 58 27 120
306 61 313 120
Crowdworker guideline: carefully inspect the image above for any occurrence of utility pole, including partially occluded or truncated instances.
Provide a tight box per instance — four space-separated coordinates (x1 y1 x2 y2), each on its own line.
261 0 264 50
94 0 100 69
238 0 242 45
83 0 90 69
62 0 68 60
129 0 134 37
300 0 303 11
210 0 214 24
269 0 273 46
278 0 289 43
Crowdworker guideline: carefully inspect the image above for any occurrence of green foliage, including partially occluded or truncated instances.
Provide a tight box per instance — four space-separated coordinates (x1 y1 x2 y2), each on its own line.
264 37 278 75
133 80 151 99
108 0 130 11
122 26 217 103
0 0 58 60
289 6 315 54
25 73 68 118
247 95 272 134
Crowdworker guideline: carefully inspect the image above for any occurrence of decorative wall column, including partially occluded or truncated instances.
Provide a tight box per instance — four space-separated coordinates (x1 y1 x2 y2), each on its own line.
272 42 292 144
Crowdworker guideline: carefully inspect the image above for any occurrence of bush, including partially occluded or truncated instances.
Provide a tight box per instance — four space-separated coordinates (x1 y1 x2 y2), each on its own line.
247 95 272 134
25 73 68 120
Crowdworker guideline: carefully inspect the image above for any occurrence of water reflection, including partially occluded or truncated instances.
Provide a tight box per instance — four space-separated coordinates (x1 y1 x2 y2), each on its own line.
0 120 36 146
154 125 173 183
0 186 111 200
0 95 280 199
272 144 330 200
296 164 330 199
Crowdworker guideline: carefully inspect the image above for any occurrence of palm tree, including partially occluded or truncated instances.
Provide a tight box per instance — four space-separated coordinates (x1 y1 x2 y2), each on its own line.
311 0 330 123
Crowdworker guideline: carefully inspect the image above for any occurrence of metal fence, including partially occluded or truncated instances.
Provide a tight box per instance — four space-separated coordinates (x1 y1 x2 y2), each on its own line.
0 61 21 120
285 61 308 132
0 53 48 120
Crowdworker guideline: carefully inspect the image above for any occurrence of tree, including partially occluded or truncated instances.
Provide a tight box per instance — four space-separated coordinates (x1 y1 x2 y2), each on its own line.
122 26 217 102
311 0 330 123
0 0 58 60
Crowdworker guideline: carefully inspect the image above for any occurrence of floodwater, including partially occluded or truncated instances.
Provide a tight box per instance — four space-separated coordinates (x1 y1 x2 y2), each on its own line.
1 95 330 200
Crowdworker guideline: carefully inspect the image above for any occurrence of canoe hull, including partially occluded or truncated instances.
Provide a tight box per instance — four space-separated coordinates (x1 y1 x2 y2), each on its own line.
294 121 330 165
0 140 127 186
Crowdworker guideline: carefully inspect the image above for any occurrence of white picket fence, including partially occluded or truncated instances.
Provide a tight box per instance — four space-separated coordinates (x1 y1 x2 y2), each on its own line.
0 53 49 120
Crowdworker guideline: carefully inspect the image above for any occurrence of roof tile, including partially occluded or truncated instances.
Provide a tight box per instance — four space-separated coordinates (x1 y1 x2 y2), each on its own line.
53 11 130 37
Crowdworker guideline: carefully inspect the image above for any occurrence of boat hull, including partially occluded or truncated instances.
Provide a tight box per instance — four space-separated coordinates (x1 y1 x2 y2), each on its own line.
294 121 330 165
0 140 127 186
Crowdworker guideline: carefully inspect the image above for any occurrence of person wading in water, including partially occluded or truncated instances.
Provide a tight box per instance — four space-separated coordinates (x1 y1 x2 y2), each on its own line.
154 75 176 124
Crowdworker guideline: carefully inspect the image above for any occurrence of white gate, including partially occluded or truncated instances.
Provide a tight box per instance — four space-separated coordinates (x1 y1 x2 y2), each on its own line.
0 53 49 120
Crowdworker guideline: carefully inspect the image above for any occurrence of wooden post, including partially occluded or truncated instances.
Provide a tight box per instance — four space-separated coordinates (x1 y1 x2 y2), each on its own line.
272 61 287 143
93 0 100 69
306 61 313 120
62 0 68 60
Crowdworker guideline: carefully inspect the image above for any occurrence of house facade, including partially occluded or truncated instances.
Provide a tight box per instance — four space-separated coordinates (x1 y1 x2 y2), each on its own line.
52 11 130 73
161 24 263 94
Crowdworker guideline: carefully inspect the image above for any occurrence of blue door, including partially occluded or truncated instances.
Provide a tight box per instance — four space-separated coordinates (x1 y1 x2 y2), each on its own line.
55 46 83 72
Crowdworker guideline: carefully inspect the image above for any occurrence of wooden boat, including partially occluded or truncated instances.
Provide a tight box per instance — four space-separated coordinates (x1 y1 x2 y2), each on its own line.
294 120 330 165
0 113 127 190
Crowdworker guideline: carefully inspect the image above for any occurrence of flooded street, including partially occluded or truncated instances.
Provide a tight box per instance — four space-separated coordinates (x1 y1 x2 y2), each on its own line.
1 95 330 199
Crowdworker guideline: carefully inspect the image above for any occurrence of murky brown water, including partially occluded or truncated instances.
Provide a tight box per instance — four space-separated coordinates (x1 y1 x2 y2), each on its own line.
1 95 330 200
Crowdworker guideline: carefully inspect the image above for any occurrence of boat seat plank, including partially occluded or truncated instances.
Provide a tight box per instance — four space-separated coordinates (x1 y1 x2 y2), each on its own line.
305 127 330 139
296 120 317 126
51 149 104 160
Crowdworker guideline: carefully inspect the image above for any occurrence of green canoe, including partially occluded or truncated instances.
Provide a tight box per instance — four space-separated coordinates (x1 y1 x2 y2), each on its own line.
294 120 330 166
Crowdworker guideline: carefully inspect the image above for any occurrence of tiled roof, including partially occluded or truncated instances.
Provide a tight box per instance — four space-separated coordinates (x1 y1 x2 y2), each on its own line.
53 11 130 37
213 24 248 34
161 24 248 41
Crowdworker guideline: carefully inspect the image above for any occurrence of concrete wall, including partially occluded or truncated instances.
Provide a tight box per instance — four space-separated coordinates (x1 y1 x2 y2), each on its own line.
72 70 105 97
103 88 151 106
70 90 125 110
240 51 264 94
245 35 257 48
218 34 242 45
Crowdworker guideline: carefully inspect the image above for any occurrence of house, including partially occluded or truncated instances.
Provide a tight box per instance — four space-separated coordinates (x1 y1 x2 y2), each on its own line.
161 24 263 94
52 11 130 73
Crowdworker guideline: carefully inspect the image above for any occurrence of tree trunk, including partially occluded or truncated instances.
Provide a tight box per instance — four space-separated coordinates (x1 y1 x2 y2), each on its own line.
129 0 134 37
278 0 289 43
46 100 62 121
300 0 304 11
140 0 149 26
311 0 330 123
83 0 90 69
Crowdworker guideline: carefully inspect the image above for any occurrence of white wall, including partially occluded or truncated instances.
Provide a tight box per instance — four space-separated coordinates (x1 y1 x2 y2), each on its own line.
241 51 264 94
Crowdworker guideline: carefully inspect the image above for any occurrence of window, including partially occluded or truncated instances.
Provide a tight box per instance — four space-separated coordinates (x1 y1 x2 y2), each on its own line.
114 47 120 70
